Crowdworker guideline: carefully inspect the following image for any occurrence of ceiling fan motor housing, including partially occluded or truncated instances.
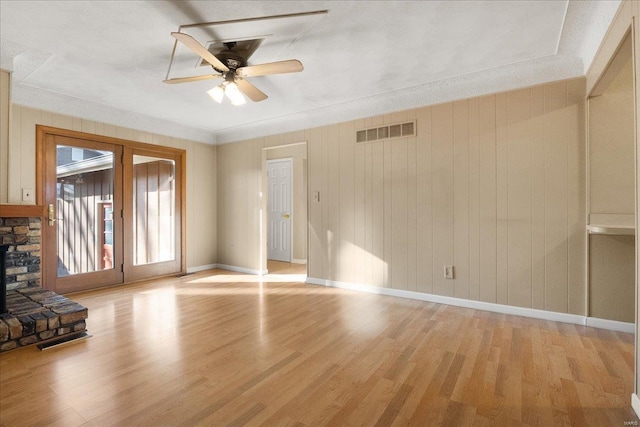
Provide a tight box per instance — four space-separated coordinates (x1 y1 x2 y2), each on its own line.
215 49 246 71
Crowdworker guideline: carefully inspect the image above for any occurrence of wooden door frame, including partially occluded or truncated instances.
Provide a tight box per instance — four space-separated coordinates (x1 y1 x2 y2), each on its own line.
36 125 187 291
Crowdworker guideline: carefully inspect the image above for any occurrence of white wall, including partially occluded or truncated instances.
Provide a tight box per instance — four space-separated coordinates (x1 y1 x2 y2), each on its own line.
4 104 217 270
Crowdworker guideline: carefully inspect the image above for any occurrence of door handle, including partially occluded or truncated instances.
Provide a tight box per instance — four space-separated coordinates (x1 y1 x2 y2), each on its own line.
48 204 57 226
282 214 290 219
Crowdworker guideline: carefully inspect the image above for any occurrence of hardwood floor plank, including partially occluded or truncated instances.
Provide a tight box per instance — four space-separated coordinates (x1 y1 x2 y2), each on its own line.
0 268 636 426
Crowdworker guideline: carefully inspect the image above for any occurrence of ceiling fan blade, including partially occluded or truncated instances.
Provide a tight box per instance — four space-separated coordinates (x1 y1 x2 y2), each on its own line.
236 60 303 78
163 74 222 84
236 78 268 102
171 32 229 72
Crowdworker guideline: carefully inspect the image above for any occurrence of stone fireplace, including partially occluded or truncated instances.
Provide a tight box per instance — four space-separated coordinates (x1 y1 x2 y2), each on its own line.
0 215 88 352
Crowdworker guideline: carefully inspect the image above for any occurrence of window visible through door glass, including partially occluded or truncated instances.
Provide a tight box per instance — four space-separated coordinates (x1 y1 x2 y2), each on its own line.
56 145 114 276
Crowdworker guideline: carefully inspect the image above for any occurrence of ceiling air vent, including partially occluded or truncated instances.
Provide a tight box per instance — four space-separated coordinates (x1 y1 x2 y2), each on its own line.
356 121 416 143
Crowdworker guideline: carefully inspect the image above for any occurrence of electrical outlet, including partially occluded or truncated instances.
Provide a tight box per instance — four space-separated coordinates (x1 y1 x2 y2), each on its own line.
21 188 34 203
444 265 454 279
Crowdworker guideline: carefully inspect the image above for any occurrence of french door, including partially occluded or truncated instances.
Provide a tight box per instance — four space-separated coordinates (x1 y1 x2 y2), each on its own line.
39 127 183 293
124 147 182 283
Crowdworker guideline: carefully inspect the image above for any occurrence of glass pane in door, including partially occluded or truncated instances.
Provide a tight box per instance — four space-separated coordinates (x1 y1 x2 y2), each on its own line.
56 145 114 276
132 155 176 265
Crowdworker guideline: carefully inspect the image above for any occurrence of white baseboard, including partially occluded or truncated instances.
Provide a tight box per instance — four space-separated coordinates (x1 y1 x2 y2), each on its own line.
586 317 636 334
306 277 635 333
305 277 326 286
186 263 218 274
291 258 307 264
216 264 268 276
632 394 640 419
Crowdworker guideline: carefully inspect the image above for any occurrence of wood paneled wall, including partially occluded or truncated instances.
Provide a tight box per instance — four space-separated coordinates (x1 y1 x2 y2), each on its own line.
6 105 217 270
0 70 9 204
217 78 586 315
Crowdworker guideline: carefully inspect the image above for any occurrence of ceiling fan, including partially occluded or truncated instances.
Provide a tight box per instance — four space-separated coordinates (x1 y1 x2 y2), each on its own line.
164 32 303 105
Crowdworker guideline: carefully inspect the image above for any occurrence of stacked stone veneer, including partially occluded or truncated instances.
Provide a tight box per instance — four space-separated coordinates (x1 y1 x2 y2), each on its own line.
0 216 88 352
1 217 41 289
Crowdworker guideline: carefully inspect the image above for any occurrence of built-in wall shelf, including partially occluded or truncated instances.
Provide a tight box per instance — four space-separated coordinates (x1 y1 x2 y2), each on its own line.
586 224 635 235
587 214 635 236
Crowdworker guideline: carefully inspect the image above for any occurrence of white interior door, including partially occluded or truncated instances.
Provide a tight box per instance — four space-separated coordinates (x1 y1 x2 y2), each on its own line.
267 159 292 262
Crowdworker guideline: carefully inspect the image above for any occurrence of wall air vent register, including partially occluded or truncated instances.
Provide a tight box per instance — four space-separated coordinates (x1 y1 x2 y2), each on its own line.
356 121 416 143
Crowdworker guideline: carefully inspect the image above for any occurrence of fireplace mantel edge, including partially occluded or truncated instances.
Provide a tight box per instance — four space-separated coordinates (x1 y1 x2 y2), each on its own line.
0 204 46 218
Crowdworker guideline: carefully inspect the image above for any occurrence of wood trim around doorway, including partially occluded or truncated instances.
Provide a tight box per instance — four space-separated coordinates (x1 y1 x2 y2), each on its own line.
35 125 187 287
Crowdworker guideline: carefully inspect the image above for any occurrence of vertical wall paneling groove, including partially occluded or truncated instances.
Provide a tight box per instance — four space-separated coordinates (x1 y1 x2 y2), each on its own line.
364 124 373 286
321 126 330 280
215 78 587 316
468 99 480 301
339 121 355 283
567 79 586 315
453 100 470 300
496 92 509 305
22 108 41 203
383 125 393 288
507 89 533 308
0 70 9 204
531 86 546 310
354 119 366 285
417 107 433 294
329 125 341 281
371 116 385 287
432 103 455 297
308 127 323 279
9 105 21 203
544 82 570 313
391 110 409 291
407 109 418 293
391 129 408 290
252 139 258 270
478 95 498 303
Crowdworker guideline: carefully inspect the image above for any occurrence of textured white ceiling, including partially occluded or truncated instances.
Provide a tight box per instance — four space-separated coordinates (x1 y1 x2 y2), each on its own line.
0 1 621 144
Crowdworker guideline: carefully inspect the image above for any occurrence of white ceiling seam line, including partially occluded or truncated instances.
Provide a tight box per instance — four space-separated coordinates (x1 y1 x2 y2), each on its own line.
273 10 330 60
555 0 571 55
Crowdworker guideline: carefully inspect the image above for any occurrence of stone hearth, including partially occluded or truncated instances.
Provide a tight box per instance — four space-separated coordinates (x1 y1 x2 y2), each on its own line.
1 287 87 351
0 215 89 352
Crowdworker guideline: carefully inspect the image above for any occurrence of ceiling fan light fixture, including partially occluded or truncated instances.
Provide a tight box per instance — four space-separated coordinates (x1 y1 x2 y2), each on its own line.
225 82 246 105
207 85 225 103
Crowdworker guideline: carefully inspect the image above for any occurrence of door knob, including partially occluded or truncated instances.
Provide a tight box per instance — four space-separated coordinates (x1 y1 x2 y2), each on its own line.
282 214 290 219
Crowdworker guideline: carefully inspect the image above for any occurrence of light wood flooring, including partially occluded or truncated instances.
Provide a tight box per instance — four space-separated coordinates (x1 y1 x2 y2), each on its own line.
266 260 307 275
0 269 637 426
